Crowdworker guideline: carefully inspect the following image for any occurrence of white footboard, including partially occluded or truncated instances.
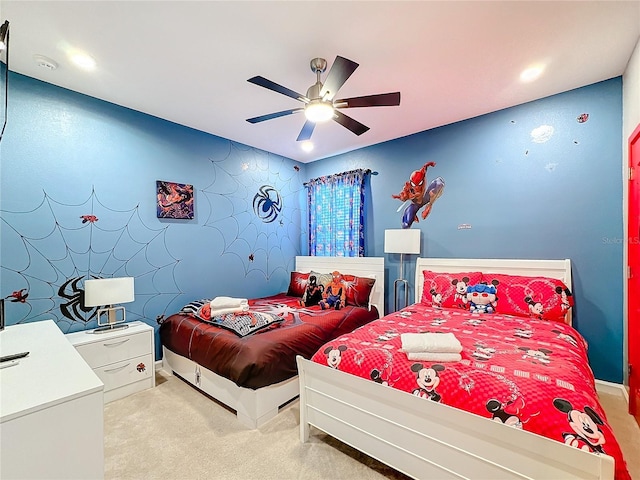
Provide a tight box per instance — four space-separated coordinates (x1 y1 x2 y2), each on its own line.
296 356 614 480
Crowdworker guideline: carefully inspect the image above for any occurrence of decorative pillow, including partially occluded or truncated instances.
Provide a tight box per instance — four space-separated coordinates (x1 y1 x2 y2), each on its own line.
342 274 376 307
479 273 574 323
286 271 309 297
179 299 284 336
420 271 484 309
179 299 209 316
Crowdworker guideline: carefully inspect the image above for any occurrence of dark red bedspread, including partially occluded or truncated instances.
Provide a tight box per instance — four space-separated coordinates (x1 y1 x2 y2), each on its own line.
310 304 630 480
160 293 379 390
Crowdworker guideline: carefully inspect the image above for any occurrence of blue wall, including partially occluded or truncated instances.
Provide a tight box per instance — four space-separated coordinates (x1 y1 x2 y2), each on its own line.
308 78 624 383
0 73 624 382
0 73 306 358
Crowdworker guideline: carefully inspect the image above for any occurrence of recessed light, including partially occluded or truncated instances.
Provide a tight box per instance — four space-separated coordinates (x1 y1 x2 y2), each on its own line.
301 141 314 152
520 65 544 82
70 52 96 71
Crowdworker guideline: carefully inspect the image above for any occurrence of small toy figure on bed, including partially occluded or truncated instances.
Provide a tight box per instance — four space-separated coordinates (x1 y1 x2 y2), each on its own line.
466 282 498 314
300 275 324 307
319 271 346 310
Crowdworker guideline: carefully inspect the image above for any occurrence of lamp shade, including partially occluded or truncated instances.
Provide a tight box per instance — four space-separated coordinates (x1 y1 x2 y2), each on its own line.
84 277 135 307
384 229 421 254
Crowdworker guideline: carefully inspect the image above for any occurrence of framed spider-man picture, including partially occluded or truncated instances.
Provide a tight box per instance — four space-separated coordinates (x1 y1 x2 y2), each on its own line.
156 180 194 219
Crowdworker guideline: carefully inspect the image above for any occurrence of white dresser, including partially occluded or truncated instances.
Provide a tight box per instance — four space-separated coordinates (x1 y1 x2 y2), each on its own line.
66 321 155 403
0 320 104 479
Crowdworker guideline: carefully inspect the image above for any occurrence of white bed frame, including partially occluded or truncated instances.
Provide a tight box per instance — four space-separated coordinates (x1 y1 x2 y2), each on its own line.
162 255 385 429
297 257 615 480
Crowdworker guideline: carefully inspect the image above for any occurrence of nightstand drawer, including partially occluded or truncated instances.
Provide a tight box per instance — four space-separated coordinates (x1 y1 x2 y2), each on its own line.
75 331 151 369
93 353 153 391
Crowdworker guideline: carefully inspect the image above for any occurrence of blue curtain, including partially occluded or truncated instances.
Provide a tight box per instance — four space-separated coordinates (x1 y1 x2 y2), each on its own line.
307 169 367 257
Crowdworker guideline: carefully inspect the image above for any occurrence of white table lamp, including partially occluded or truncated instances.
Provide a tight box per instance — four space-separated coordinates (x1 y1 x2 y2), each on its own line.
84 277 135 333
384 229 421 311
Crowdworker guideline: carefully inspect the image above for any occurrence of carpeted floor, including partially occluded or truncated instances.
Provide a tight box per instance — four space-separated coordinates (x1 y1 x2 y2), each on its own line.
104 371 640 480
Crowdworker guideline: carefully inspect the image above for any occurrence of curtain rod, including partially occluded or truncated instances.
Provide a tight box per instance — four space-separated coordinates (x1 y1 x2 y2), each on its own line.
303 168 376 187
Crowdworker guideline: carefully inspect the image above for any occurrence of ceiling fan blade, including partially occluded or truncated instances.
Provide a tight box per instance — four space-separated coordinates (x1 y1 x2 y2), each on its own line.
247 76 309 102
246 108 303 124
335 92 401 108
319 56 359 101
333 110 370 136
296 120 316 141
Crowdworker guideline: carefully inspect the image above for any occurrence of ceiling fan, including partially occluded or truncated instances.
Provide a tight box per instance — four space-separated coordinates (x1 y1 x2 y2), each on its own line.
246 56 401 142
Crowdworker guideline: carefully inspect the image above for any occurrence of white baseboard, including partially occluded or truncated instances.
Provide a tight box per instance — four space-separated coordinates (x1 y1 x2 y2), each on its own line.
595 379 629 404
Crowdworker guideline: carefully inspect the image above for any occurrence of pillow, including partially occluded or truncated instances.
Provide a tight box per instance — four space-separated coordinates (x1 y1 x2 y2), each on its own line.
478 273 574 323
420 270 484 309
286 271 309 297
179 298 209 316
342 274 376 308
179 299 284 336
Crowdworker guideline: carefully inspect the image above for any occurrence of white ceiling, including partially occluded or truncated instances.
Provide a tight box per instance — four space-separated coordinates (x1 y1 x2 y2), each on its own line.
1 1 639 163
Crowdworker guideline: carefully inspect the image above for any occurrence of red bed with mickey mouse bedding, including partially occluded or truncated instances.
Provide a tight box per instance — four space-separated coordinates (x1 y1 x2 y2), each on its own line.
308 266 630 480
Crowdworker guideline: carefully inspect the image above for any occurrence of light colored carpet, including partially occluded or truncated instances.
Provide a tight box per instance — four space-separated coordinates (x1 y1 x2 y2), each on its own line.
104 371 640 480
104 371 410 480
597 389 640 479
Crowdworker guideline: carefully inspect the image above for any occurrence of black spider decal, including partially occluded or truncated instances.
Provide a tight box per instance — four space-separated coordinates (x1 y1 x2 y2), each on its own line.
58 277 96 322
253 185 282 223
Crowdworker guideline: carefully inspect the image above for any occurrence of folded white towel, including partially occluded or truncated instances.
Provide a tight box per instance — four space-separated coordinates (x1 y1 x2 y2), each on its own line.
406 352 462 362
401 332 462 354
210 296 249 310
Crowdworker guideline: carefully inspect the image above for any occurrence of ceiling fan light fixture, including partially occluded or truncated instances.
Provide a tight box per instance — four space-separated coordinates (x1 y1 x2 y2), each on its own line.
304 100 334 123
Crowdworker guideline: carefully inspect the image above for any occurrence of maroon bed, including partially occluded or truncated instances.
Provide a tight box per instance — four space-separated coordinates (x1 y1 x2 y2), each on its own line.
160 293 380 389
160 255 385 428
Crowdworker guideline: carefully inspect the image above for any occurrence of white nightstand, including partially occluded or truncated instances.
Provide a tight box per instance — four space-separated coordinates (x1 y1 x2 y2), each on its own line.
66 321 155 403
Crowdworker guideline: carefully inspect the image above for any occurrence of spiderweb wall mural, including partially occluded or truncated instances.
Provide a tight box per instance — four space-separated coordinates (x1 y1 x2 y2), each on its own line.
1 188 182 332
202 142 305 280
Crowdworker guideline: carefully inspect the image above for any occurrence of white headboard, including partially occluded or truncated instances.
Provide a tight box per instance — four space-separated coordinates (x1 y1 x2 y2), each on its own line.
414 257 573 324
295 256 385 315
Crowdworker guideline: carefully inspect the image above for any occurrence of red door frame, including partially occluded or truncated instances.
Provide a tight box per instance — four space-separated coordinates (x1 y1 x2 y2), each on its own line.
628 122 640 421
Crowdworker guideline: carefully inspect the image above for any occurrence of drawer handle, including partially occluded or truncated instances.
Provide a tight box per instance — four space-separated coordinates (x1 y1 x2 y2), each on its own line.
103 339 130 348
103 363 130 374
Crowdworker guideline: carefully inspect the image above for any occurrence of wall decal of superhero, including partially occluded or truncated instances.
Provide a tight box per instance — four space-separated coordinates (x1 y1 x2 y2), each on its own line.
392 161 445 229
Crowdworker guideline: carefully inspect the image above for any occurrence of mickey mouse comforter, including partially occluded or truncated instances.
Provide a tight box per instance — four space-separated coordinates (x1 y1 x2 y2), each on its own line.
310 304 630 480
159 293 379 390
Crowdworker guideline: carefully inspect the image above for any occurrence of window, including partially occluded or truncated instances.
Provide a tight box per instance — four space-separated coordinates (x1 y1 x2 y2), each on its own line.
306 169 368 256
